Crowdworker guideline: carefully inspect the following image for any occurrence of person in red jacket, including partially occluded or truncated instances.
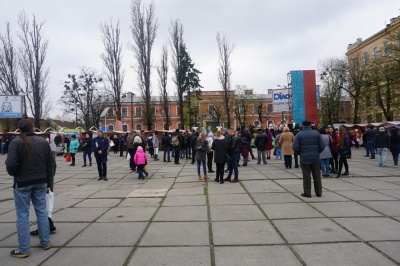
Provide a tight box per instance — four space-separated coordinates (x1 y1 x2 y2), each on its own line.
240 137 250 166
134 146 148 180
328 127 339 174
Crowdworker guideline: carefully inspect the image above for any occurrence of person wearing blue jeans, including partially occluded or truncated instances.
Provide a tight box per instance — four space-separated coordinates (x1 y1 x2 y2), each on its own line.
5 119 53 258
319 127 332 177
224 129 241 182
374 127 390 167
92 130 109 181
367 140 375 159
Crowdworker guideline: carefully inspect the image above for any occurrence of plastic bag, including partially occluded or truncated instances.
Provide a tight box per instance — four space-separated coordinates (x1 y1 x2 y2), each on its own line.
46 190 54 218
126 152 131 161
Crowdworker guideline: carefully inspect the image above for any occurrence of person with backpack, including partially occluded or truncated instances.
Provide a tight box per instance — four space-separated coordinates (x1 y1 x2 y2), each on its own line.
162 132 171 162
118 134 125 157
171 129 183 164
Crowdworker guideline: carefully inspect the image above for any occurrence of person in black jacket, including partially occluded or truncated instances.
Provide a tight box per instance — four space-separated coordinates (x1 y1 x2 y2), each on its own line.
82 133 92 167
191 131 200 164
374 127 390 167
364 125 378 159
212 130 227 184
92 130 109 181
224 129 241 183
172 129 183 164
162 132 171 162
254 129 268 164
5 119 53 258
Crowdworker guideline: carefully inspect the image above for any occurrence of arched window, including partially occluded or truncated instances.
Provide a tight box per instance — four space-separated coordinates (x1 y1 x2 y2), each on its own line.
136 124 142 131
122 124 128 132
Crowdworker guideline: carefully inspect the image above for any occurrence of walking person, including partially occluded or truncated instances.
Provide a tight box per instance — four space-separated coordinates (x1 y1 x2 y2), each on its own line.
92 130 109 181
152 131 160 161
206 132 215 172
68 135 79 166
336 126 351 178
5 119 53 258
134 146 148 180
293 120 326 198
254 128 268 164
390 128 400 168
118 134 125 157
274 130 282 160
147 134 154 158
224 129 241 183
319 127 332 177
280 127 295 169
212 130 227 184
196 132 209 180
82 133 92 167
328 127 339 174
374 127 390 167
162 132 171 162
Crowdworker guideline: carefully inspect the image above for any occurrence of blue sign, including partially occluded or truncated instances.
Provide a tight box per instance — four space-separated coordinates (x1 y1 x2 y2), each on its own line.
274 93 290 100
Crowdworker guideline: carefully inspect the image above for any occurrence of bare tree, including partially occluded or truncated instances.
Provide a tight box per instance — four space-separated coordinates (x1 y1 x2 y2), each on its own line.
18 12 49 128
100 19 125 121
0 22 19 95
233 84 252 130
157 44 170 130
217 32 234 129
129 0 158 130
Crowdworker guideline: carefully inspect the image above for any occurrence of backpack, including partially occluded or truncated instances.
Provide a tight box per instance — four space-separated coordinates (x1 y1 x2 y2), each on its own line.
171 135 180 147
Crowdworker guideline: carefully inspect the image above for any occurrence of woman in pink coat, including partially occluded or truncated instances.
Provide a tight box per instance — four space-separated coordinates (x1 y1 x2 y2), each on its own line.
134 146 148 180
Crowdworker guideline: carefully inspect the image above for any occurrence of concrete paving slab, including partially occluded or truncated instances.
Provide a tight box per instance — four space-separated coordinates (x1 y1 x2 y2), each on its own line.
376 189 400 199
208 193 253 205
97 207 158 222
127 188 168 198
212 221 284 245
334 217 400 241
293 242 396 266
57 190 97 199
299 191 351 202
311 202 382 217
252 192 302 204
360 201 400 216
214 246 302 266
321 181 367 191
57 178 93 185
153 206 208 221
118 198 161 207
88 190 131 198
346 178 400 190
370 241 400 263
0 247 57 266
167 187 205 196
162 195 206 206
261 203 324 219
42 247 131 266
67 222 147 246
0 223 16 241
335 190 398 201
54 207 109 222
274 218 357 244
74 198 121 208
140 222 209 246
207 183 247 195
210 205 265 221
128 247 211 266
241 180 286 193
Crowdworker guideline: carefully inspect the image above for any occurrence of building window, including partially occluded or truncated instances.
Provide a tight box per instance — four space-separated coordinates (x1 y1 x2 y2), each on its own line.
208 104 215 115
136 124 142 131
135 107 142 117
151 124 156 130
176 106 180 116
121 107 128 117
267 104 273 113
339 106 345 114
122 124 128 132
352 57 358 69
383 42 388 56
163 123 169 130
177 122 181 130
107 108 113 117
363 52 369 64
373 47 378 59
253 104 261 114
162 106 170 116
151 106 156 116
108 125 114 130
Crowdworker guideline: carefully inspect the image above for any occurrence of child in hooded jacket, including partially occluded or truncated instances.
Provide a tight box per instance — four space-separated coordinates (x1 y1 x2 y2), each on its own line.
134 146 148 180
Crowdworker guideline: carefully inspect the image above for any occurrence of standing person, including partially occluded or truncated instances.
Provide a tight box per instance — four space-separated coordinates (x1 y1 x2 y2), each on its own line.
68 135 79 166
171 129 183 164
280 127 295 169
54 134 62 146
336 126 351 178
111 135 119 155
5 119 53 258
241 129 255 159
293 120 326 198
254 129 268 164
319 127 332 177
274 130 282 160
293 125 301 168
152 131 160 161
206 132 215 172
240 137 250 166
118 134 125 157
362 128 369 157
212 130 227 184
196 132 209 180
134 146 148 180
147 134 154 158
364 125 378 159
353 129 360 149
185 131 192 159
328 127 339 174
346 129 352 159
92 130 109 181
162 132 171 162
224 129 241 183
390 128 400 168
82 133 92 167
126 131 135 170
374 127 390 167
265 128 273 159
191 132 199 164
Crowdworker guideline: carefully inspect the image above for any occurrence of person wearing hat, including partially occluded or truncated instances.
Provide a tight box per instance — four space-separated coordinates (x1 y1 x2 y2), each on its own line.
68 135 80 166
92 130 109 181
374 127 390 167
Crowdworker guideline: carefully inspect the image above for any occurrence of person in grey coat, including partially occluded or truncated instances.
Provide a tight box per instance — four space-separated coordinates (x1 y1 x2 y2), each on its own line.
293 120 326 198
319 127 332 177
152 131 160 161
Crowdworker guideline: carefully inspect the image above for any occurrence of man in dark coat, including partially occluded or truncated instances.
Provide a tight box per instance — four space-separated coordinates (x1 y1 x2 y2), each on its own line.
374 127 390 167
293 120 326 198
254 129 268 164
224 129 241 183
191 132 199 164
364 125 378 159
162 132 171 162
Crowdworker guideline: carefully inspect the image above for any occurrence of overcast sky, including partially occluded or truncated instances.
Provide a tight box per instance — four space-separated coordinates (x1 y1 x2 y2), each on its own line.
1 0 399 118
